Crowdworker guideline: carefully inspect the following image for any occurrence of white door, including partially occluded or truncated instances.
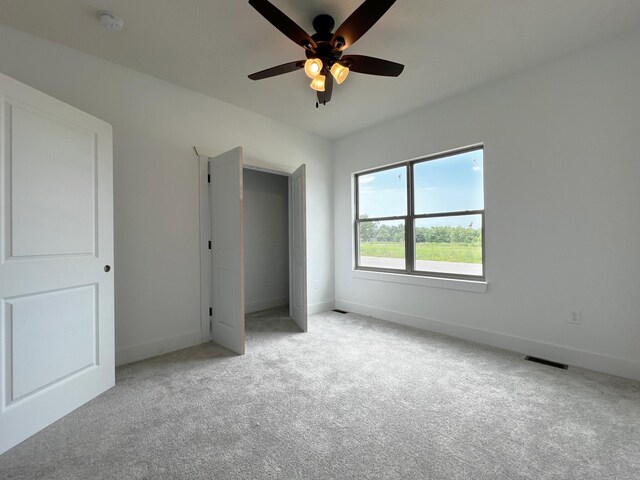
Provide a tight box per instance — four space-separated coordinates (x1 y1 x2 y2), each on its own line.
0 73 114 454
289 165 307 331
210 148 245 354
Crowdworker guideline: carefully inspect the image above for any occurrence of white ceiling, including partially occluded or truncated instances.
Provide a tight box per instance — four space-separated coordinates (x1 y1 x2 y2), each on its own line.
2 0 640 139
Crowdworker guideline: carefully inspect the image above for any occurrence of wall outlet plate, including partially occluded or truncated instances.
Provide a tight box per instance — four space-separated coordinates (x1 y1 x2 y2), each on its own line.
568 311 582 324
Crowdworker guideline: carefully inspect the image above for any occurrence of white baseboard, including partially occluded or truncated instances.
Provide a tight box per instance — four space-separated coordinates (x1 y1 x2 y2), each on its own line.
116 330 203 366
336 299 640 382
308 299 335 316
245 297 289 314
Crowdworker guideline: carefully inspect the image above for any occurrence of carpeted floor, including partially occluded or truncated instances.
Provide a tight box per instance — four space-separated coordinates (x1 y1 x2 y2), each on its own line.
1 307 639 479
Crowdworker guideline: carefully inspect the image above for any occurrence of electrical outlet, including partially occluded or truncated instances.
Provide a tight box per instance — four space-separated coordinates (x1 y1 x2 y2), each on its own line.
568 311 582 325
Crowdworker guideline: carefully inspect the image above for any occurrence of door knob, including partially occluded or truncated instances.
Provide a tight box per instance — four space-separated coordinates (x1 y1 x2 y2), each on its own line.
104 265 111 272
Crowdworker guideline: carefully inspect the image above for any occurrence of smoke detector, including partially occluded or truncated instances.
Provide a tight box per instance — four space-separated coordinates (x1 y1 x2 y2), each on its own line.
98 11 124 31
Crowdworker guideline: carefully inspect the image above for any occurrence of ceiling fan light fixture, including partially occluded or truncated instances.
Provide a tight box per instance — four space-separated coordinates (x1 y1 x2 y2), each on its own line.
310 75 326 92
330 62 350 84
247 0 404 105
304 58 323 78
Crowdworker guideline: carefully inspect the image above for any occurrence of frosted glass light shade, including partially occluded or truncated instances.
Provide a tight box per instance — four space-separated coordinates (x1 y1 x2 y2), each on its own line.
330 63 350 84
310 75 326 92
304 58 323 78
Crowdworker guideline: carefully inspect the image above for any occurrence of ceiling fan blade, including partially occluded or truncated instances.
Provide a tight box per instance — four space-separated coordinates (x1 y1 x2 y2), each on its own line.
342 55 404 77
248 60 305 80
249 0 316 50
317 73 333 105
333 0 396 51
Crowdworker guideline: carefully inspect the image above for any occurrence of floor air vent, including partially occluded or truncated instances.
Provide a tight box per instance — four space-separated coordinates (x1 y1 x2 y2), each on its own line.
332 309 348 314
525 356 568 370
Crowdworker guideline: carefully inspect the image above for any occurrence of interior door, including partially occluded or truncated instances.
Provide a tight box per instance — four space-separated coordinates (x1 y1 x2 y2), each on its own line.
0 73 114 454
289 165 308 331
210 148 245 354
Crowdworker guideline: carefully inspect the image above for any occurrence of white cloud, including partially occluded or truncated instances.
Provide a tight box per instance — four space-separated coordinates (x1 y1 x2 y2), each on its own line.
359 175 376 184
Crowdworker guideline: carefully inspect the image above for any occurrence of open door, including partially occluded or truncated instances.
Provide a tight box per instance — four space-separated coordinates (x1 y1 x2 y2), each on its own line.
210 148 245 354
289 165 308 331
0 73 114 454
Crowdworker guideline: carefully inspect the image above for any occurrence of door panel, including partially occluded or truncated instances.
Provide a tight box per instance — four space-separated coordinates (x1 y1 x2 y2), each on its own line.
214 268 240 329
210 148 244 354
0 73 114 455
289 165 307 331
9 104 96 257
293 264 303 311
7 285 96 401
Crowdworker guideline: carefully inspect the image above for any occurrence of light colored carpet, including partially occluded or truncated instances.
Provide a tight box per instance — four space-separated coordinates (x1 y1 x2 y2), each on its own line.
1 307 639 479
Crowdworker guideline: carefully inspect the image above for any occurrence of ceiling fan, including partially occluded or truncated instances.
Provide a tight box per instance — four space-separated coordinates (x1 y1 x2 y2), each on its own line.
248 0 404 107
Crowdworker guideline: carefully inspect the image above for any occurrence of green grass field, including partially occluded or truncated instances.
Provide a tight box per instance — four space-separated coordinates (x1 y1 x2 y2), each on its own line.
360 242 482 264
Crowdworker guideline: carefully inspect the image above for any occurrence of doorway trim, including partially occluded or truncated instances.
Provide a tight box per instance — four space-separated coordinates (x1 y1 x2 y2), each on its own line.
195 146 306 342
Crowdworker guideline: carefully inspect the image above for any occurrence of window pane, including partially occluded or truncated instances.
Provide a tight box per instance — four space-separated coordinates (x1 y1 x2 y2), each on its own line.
358 166 407 219
358 219 405 270
414 215 483 277
414 149 484 215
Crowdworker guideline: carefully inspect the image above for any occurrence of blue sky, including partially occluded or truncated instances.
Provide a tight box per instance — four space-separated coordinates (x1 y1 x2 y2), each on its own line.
358 149 484 228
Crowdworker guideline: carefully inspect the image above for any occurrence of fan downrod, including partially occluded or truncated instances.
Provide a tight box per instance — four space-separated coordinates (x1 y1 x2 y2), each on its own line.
312 14 335 34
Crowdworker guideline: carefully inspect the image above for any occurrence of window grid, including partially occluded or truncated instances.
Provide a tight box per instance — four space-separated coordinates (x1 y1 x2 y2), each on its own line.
354 145 485 281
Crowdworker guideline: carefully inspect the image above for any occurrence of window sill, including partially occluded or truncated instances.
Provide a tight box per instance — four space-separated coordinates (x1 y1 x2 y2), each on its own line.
352 269 488 293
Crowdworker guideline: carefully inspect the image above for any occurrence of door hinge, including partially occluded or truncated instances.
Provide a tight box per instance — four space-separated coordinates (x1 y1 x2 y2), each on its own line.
207 174 211 183
209 307 212 316
208 240 211 250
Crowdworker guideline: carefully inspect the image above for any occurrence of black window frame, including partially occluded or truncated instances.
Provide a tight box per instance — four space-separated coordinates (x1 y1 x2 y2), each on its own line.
354 145 485 281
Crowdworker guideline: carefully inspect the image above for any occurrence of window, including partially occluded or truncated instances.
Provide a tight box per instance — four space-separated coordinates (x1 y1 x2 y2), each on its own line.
355 146 484 280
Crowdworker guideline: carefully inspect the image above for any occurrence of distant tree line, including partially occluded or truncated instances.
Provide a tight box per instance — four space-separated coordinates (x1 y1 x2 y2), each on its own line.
360 217 481 244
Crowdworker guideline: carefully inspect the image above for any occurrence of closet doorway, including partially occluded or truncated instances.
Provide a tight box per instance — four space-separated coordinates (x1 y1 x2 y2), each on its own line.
244 168 289 313
197 147 307 354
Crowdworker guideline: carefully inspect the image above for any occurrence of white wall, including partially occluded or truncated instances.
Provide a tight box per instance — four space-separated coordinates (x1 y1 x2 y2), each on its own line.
3 24 638 379
243 169 289 313
0 26 334 366
333 30 640 381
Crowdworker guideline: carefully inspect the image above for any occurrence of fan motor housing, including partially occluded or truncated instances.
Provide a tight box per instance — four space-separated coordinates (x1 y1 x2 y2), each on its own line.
307 15 343 67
